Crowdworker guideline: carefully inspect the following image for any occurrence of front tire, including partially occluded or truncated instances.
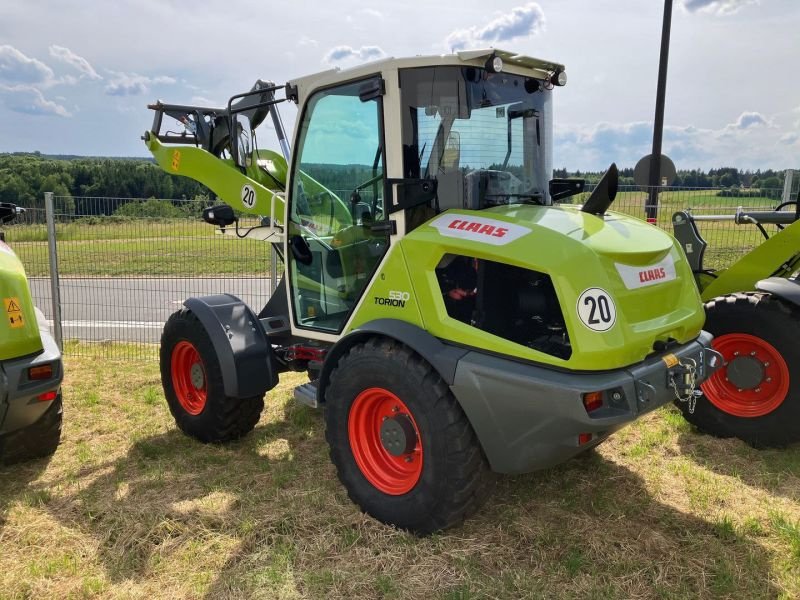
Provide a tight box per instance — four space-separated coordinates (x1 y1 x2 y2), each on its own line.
160 308 264 443
325 338 493 534
676 293 800 447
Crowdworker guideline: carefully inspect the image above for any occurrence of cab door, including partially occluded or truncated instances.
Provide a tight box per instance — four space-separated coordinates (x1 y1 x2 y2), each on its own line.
286 77 390 334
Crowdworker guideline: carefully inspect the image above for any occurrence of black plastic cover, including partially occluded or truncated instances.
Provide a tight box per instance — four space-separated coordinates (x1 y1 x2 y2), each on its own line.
184 294 278 398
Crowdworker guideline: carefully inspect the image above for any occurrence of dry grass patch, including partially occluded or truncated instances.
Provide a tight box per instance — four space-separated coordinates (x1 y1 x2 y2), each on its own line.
2 353 800 598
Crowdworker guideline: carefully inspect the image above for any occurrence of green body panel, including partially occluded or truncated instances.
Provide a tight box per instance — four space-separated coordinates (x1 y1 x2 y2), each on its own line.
350 205 704 371
347 244 424 330
697 219 800 300
0 242 43 360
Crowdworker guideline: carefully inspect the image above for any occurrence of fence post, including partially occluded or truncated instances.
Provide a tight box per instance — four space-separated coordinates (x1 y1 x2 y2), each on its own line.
44 192 63 351
783 170 794 203
269 245 278 296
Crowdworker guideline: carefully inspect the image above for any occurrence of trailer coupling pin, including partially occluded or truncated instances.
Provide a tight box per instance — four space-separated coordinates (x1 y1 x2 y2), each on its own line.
668 357 701 414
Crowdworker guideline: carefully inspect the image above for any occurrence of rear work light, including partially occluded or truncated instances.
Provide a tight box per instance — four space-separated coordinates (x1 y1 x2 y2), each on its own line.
582 391 603 413
28 364 53 381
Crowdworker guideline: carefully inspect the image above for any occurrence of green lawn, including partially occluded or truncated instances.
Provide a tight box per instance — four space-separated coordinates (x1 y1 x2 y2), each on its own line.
1 350 800 598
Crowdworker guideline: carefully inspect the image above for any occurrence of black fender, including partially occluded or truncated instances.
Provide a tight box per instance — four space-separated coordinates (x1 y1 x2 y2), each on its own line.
317 319 469 404
184 294 278 398
755 277 800 309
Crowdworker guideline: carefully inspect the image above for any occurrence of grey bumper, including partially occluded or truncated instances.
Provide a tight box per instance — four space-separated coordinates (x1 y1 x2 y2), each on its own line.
450 331 720 474
0 327 63 437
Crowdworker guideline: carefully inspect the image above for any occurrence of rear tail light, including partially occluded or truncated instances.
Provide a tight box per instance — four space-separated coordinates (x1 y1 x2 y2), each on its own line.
37 390 57 402
582 391 603 413
578 432 593 445
28 364 53 381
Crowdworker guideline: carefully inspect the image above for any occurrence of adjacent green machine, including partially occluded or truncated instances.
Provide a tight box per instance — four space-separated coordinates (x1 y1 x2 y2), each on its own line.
672 203 800 447
144 49 721 532
0 203 64 464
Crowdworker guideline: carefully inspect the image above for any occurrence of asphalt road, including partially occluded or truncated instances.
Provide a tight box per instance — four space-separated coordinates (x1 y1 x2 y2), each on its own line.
29 277 274 344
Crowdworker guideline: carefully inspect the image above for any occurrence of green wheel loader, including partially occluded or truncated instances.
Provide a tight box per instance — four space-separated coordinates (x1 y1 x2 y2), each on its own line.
144 49 721 533
672 200 800 447
0 203 63 464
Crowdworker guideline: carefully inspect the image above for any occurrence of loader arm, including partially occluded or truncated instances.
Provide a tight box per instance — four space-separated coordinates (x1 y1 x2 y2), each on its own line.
144 132 285 220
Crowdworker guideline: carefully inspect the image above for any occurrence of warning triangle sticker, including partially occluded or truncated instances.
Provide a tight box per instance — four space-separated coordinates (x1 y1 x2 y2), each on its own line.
6 299 20 313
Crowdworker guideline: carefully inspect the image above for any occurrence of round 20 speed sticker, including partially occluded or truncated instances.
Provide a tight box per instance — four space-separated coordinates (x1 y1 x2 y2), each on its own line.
241 184 256 209
577 288 617 331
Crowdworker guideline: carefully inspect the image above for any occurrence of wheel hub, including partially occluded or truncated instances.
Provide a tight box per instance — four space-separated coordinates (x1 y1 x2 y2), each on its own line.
190 363 205 390
380 414 418 456
726 356 765 390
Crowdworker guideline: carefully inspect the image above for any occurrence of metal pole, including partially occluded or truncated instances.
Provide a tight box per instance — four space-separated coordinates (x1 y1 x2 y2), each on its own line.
647 0 673 222
44 192 63 351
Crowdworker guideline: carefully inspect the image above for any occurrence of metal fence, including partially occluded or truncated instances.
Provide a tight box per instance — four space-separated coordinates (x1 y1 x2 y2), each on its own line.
6 194 279 359
3 185 793 360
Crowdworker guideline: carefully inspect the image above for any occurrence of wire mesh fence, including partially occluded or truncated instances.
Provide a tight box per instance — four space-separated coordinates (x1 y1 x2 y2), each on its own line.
2 186 793 360
4 196 279 360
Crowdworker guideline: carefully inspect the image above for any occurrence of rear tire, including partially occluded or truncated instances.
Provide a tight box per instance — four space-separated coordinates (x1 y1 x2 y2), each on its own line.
325 338 493 534
160 308 264 443
676 293 800 447
0 392 62 465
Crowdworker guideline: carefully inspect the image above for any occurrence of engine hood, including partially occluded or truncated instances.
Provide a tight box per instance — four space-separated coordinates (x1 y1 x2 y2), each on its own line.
427 204 674 265
401 204 704 371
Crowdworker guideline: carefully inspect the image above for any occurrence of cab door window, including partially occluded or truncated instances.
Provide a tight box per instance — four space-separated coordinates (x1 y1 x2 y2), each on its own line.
287 77 389 332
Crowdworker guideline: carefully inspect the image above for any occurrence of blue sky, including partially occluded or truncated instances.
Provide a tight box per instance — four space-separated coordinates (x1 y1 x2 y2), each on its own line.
0 0 798 171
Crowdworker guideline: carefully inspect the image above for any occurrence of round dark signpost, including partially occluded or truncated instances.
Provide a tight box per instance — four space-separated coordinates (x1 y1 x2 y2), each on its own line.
636 153 676 222
634 153 677 187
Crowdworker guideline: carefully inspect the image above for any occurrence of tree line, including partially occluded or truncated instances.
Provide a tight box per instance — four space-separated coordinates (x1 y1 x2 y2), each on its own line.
0 153 791 218
0 153 209 215
554 166 787 190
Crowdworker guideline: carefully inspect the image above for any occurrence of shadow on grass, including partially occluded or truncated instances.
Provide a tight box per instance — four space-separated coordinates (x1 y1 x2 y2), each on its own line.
202 447 780 598
22 404 781 598
0 454 53 532
36 410 315 584
677 428 800 502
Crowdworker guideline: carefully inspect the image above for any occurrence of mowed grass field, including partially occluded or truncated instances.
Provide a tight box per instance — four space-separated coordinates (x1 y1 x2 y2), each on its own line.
5 219 273 277
4 189 787 277
2 351 800 599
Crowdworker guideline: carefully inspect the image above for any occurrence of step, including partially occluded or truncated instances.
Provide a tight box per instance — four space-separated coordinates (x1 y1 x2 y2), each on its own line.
293 381 318 409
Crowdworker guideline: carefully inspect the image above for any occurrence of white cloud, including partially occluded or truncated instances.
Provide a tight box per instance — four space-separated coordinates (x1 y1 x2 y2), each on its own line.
104 71 176 96
359 8 384 19
0 45 54 85
1 85 70 117
681 0 758 15
298 36 318 47
323 45 385 64
729 111 769 129
48 45 101 80
445 3 545 51
556 113 798 171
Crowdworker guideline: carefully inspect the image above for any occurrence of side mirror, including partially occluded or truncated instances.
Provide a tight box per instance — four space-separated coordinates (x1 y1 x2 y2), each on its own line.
581 163 619 216
202 204 237 228
232 114 253 168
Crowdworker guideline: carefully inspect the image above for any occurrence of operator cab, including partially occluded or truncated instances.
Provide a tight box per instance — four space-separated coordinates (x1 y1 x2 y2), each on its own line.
283 50 571 339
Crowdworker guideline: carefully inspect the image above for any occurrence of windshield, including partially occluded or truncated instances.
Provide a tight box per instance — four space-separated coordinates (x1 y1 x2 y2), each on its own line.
400 66 552 210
